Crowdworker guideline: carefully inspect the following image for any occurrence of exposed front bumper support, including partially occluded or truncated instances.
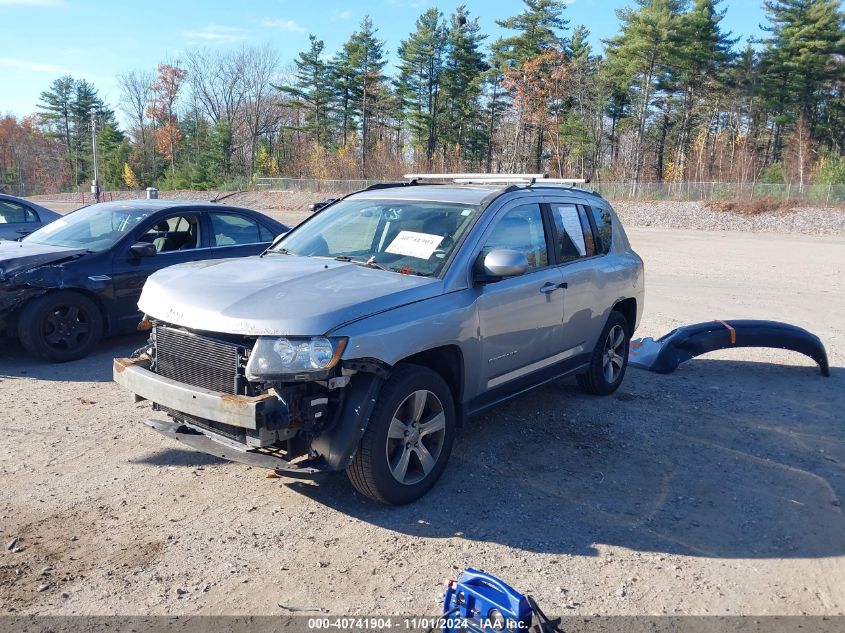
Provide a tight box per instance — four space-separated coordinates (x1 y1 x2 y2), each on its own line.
113 356 282 430
144 418 327 475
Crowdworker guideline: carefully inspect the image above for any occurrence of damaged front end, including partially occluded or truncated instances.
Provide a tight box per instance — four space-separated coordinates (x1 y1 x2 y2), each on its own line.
114 322 384 475
0 246 89 336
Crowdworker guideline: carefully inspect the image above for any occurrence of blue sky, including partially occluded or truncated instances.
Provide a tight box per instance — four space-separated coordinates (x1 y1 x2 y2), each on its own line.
1 0 774 121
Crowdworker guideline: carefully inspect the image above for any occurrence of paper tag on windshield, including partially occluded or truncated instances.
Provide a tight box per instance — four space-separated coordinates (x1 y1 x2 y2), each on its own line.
385 231 443 259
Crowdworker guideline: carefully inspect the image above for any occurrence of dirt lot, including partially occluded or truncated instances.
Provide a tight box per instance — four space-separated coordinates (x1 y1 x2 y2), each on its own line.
1 225 843 616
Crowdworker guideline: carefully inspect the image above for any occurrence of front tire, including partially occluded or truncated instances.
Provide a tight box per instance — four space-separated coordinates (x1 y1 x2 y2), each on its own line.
18 291 103 362
347 364 455 505
577 311 630 395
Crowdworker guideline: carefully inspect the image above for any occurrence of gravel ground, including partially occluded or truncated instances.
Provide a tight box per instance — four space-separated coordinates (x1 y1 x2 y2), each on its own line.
1 227 843 616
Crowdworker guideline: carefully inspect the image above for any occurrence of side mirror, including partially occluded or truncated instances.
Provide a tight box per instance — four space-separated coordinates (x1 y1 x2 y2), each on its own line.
130 242 157 258
476 249 529 282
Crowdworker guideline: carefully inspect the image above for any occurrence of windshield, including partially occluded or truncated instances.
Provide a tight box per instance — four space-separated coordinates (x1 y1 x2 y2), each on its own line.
271 199 480 276
24 204 152 252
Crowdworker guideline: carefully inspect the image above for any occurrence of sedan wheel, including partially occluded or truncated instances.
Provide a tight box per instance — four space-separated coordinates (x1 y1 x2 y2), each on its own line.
18 291 103 362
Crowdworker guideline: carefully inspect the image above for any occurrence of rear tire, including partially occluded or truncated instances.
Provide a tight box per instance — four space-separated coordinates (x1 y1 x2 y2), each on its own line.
577 311 630 395
347 364 455 505
18 291 103 362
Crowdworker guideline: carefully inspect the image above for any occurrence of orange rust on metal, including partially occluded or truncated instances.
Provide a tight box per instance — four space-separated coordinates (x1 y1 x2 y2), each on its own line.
114 357 134 373
114 355 150 373
717 320 737 345
218 392 274 410
137 318 152 332
219 393 251 410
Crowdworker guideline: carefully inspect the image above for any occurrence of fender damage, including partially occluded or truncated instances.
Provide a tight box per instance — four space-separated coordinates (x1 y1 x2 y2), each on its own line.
629 319 830 376
0 249 89 334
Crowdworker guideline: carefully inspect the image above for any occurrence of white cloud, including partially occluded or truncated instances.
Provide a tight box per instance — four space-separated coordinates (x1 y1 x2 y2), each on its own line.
331 9 352 22
0 57 69 73
0 0 66 5
183 24 247 43
263 18 305 33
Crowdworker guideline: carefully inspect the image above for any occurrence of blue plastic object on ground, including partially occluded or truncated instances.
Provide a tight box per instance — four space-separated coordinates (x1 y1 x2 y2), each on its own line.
442 568 533 632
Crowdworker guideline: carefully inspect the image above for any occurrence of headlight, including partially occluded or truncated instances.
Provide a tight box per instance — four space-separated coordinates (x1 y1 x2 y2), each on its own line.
246 336 347 380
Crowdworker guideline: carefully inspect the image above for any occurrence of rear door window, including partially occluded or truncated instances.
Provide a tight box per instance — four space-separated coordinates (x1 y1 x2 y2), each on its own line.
210 213 262 246
0 201 30 224
589 206 612 254
258 223 274 242
550 203 596 263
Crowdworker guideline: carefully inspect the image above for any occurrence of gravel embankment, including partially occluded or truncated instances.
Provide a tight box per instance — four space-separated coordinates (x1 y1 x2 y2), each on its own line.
29 191 845 235
613 201 845 235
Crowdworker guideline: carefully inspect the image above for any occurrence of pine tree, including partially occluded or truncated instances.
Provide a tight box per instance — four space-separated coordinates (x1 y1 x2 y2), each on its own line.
441 6 488 168
568 25 591 62
39 76 114 187
396 8 448 165
604 0 683 189
96 123 128 189
281 35 335 149
760 0 845 159
38 76 75 157
342 16 388 177
491 0 570 69
668 0 735 179
491 0 570 171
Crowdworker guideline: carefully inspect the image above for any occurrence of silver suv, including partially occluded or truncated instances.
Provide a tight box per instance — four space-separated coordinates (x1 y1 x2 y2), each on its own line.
114 176 644 504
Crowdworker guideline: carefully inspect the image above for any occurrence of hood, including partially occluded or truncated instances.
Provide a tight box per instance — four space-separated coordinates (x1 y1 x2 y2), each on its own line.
0 240 87 281
139 255 442 336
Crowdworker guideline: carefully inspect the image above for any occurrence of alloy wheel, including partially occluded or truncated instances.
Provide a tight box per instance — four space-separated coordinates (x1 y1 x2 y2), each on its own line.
603 324 626 383
385 389 447 485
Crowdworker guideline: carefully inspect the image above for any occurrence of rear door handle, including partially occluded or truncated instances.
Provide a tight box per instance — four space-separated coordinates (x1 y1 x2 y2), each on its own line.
540 282 567 294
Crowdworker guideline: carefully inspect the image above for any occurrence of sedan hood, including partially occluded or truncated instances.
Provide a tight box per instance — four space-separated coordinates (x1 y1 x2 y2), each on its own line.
0 240 87 281
139 255 442 336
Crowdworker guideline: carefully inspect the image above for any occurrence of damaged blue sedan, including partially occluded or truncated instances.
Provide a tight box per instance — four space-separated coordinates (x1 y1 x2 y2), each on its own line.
0 200 287 361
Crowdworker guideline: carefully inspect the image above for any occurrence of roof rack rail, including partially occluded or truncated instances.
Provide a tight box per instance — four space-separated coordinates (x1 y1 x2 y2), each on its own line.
403 173 587 186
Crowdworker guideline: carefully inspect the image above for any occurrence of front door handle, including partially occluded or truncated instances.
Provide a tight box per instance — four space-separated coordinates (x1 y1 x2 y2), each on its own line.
540 282 567 294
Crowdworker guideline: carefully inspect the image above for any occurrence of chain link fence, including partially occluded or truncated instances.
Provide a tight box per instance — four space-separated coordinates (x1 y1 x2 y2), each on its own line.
587 181 845 204
253 177 845 204
254 177 392 194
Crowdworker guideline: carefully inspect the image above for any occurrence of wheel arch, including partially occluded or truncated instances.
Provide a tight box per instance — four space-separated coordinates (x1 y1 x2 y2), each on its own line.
395 344 465 426
612 297 637 336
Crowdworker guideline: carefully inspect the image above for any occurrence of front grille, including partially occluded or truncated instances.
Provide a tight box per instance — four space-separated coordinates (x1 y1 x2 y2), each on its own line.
154 326 248 395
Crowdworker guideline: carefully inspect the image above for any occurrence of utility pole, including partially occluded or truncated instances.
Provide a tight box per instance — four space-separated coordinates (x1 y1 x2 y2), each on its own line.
91 111 100 203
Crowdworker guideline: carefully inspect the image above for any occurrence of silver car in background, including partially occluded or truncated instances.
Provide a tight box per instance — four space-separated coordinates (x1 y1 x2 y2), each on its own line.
114 175 645 504
0 193 62 241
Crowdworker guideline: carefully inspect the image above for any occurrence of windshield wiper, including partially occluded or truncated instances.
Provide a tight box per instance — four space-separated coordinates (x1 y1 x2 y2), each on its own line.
264 248 293 257
336 255 391 272
364 256 390 271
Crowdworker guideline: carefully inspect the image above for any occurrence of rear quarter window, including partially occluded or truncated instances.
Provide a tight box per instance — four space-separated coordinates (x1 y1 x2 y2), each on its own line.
590 206 613 255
